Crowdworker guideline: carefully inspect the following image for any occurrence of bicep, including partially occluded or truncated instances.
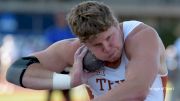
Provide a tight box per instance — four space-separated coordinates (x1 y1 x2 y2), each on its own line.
32 42 71 72
125 27 160 87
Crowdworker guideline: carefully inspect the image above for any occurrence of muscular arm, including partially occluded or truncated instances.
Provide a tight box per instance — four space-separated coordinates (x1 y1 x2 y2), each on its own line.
93 25 160 101
6 38 80 90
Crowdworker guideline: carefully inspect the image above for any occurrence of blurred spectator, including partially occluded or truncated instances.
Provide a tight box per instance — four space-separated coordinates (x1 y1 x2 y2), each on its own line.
170 38 180 101
165 45 177 101
0 12 18 35
0 34 18 93
165 45 177 72
44 11 75 101
44 11 75 46
0 12 18 94
0 46 1 81
166 23 180 101
174 38 180 67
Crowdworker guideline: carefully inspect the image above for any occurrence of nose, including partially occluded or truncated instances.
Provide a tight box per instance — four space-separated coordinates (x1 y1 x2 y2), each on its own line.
102 41 111 53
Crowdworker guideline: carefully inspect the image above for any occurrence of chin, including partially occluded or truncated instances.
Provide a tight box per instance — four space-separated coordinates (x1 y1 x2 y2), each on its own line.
109 58 118 62
110 55 121 62
106 57 117 62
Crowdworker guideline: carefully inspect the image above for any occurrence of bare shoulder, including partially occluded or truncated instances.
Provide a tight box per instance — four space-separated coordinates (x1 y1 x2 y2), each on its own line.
124 22 167 75
53 38 80 50
32 38 81 72
48 38 81 65
125 23 158 41
124 23 161 58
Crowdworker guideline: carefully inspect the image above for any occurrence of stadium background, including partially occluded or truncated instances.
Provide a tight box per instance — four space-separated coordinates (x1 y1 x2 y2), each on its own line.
0 0 180 101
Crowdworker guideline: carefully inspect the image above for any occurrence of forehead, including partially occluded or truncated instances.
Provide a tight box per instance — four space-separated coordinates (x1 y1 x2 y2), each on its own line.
86 26 118 44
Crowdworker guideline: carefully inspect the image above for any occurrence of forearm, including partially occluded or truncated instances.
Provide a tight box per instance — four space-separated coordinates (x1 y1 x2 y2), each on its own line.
6 56 54 89
6 56 71 90
22 63 53 90
91 60 157 101
91 80 147 101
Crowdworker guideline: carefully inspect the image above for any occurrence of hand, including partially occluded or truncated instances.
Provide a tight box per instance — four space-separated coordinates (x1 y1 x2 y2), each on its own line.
70 45 97 87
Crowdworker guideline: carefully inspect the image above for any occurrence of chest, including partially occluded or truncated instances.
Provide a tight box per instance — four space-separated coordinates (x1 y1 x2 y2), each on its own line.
86 53 128 96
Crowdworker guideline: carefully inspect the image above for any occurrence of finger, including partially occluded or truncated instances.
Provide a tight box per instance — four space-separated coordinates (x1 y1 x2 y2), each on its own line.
75 46 87 59
78 46 88 59
74 45 86 56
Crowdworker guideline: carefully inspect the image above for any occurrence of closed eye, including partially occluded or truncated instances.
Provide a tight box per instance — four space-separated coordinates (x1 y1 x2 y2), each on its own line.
106 35 112 41
94 43 101 46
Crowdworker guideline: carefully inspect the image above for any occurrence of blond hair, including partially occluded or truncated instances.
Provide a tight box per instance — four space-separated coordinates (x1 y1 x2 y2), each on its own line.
67 1 118 42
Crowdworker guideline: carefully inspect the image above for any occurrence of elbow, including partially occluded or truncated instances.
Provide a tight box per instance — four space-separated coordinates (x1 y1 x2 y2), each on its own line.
6 67 13 83
135 90 148 101
6 67 17 85
125 82 149 101
6 64 26 87
131 81 151 100
116 88 148 101
117 84 149 101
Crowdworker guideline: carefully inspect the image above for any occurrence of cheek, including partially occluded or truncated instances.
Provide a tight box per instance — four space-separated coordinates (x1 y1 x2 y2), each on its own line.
111 38 121 49
91 48 102 55
90 48 105 59
112 34 123 49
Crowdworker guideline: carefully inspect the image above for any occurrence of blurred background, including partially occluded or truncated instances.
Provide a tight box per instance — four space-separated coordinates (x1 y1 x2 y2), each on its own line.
0 0 180 101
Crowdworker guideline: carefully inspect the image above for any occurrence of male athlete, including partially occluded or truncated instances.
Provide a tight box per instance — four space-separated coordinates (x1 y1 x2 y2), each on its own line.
6 1 168 101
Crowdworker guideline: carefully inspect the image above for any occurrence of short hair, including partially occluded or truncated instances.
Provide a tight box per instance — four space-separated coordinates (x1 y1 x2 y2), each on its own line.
67 1 118 42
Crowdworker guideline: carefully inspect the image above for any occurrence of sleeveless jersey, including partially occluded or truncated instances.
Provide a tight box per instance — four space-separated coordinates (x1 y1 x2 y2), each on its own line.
85 20 168 101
